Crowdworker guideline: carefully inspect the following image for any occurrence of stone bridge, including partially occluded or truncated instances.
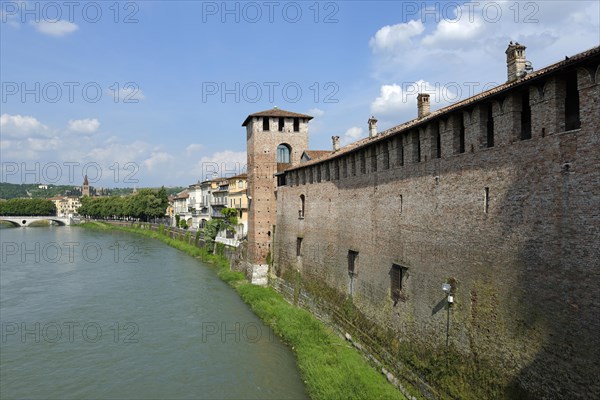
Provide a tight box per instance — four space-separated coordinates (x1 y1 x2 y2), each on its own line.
0 216 73 227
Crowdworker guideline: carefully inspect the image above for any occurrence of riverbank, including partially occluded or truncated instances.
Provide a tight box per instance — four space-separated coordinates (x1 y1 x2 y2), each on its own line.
79 221 406 400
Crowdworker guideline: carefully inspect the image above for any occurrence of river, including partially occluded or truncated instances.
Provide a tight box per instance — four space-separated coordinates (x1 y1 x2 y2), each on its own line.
0 226 308 399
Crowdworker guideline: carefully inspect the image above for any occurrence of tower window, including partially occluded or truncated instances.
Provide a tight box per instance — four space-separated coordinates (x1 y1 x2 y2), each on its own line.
296 237 302 257
521 91 532 140
565 71 581 131
278 117 285 132
277 144 291 163
293 118 300 132
432 123 441 159
263 117 270 131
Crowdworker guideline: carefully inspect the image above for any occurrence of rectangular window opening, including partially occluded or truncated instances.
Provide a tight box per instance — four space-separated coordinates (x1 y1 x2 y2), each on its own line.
391 264 407 303
484 187 490 214
348 250 358 276
458 116 466 154
565 71 581 131
278 117 285 132
296 238 303 257
293 118 300 132
521 91 532 140
263 117 270 131
486 103 495 147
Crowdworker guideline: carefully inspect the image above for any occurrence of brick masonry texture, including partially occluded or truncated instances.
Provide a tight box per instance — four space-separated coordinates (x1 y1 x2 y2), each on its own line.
248 50 600 398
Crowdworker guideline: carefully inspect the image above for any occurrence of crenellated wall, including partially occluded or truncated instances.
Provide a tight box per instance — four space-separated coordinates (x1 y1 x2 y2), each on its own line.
272 57 600 398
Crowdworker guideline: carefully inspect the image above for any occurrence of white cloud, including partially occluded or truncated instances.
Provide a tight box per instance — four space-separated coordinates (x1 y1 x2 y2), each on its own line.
195 150 247 180
186 143 204 155
340 126 364 146
369 20 425 52
307 108 325 117
68 118 100 134
31 20 78 37
116 86 146 101
0 114 49 137
370 80 454 120
143 152 174 171
422 18 484 48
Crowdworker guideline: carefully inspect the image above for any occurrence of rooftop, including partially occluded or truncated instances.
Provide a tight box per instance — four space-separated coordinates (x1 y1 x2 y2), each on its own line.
242 107 313 127
283 45 600 172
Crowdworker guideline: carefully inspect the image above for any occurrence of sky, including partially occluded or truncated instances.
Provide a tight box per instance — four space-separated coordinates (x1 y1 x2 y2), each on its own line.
1 0 599 188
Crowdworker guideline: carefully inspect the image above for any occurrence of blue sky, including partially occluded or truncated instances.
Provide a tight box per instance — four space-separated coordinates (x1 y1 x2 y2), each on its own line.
1 0 599 187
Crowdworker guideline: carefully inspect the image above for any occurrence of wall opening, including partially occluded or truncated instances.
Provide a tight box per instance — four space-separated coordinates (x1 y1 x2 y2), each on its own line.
484 187 490 213
456 115 466 154
521 90 532 140
293 118 300 132
351 153 357 176
334 160 340 180
416 131 421 162
296 237 302 257
299 194 305 219
277 144 291 163
391 264 408 304
433 123 441 159
486 103 495 147
565 71 581 131
278 117 285 132
263 117 270 131
348 250 359 295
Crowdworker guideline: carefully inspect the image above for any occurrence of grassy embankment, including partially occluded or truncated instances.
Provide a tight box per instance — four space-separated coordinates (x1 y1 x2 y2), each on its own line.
80 221 406 400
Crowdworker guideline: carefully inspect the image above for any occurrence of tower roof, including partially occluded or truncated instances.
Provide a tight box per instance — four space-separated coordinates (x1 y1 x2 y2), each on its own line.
242 107 313 126
83 175 89 185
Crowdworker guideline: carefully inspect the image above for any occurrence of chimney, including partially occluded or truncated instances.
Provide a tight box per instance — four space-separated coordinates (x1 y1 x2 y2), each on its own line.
332 135 340 151
506 41 527 82
368 116 378 137
417 93 430 119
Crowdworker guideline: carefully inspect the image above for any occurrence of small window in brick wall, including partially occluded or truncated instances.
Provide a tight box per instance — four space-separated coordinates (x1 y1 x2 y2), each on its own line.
296 237 303 257
391 264 408 304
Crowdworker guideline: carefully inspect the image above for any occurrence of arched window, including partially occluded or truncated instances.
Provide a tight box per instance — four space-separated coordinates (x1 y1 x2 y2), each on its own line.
277 144 291 163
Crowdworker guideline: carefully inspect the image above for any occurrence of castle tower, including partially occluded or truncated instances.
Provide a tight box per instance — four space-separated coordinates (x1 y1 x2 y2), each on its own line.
242 107 312 280
82 175 90 197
